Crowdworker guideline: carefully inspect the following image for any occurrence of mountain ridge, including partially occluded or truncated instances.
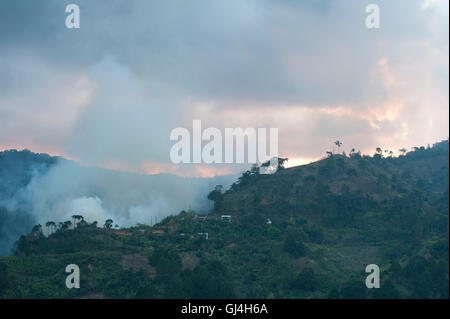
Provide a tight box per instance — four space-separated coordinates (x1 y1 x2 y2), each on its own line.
0 140 448 298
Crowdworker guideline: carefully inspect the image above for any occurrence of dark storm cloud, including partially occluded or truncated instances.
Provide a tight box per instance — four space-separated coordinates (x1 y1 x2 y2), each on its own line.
0 0 440 106
0 0 448 168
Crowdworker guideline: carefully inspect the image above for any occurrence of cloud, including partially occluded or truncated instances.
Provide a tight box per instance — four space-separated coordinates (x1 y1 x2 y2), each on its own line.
0 53 95 152
64 56 175 166
0 0 448 174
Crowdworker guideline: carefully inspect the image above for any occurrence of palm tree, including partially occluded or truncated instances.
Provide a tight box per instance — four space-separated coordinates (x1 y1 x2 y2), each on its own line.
334 140 342 154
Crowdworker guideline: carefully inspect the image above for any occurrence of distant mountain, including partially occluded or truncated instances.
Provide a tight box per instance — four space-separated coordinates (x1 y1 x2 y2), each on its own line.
0 140 448 298
0 150 58 255
0 149 58 198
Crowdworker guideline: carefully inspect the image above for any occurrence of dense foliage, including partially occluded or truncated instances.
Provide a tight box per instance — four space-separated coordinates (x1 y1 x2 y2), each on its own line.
0 140 448 298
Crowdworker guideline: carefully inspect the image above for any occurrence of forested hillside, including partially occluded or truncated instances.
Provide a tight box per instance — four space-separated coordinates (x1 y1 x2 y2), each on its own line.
0 140 448 298
0 149 236 256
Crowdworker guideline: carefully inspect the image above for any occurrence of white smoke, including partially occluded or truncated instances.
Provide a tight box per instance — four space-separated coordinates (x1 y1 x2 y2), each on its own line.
8 158 236 229
67 197 111 226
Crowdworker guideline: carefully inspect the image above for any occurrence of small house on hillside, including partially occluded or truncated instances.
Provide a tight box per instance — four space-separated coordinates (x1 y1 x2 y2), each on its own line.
197 232 209 240
115 231 132 236
221 215 232 222
194 214 208 221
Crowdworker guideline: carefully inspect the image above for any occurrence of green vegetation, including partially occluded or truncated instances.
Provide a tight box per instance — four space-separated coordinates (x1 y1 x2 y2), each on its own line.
0 140 448 298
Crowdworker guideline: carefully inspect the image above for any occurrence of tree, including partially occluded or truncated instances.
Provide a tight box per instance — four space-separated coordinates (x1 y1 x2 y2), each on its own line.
135 282 156 299
148 248 182 279
260 157 288 171
207 185 224 212
374 147 383 159
166 260 235 298
292 267 318 291
62 220 72 230
283 232 306 257
71 215 84 228
335 140 343 154
104 219 114 229
78 219 88 227
277 157 288 170
350 150 361 158
31 224 43 238
0 262 10 296
45 221 56 236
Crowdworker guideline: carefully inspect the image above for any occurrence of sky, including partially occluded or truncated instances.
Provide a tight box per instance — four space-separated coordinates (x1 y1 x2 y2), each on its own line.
0 0 448 177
